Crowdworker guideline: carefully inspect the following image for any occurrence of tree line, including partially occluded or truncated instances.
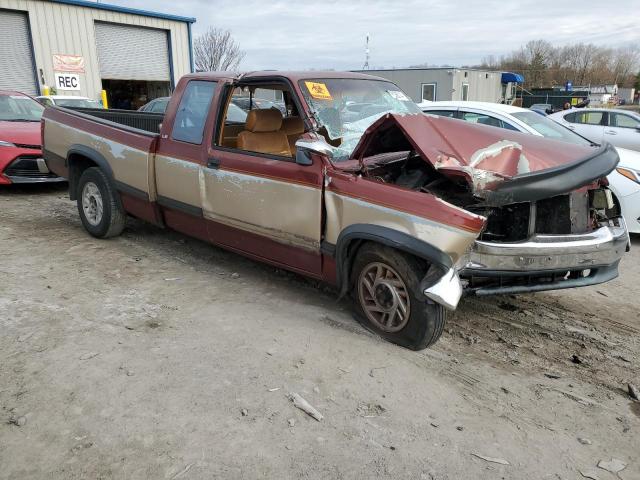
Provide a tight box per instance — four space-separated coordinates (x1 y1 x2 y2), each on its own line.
478 40 640 89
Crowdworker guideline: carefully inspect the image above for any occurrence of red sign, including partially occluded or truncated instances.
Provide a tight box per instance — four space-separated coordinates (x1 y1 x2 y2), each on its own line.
53 54 85 73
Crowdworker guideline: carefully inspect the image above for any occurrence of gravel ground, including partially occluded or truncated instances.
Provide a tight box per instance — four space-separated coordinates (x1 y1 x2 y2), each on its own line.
1 184 639 480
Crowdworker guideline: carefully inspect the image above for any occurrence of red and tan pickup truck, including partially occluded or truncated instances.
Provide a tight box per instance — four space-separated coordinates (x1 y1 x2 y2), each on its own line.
42 71 629 349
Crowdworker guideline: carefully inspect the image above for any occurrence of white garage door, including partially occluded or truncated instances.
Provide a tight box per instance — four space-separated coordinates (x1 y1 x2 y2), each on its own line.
95 22 171 81
0 10 38 94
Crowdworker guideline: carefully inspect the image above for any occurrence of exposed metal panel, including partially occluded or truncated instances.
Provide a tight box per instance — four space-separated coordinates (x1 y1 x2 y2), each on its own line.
95 21 170 81
0 9 38 94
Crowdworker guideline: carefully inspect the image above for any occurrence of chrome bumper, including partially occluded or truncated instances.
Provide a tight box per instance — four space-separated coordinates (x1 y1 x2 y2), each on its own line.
460 224 628 273
458 222 628 296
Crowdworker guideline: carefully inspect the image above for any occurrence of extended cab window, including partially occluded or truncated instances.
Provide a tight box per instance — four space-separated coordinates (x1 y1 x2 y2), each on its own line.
172 81 216 144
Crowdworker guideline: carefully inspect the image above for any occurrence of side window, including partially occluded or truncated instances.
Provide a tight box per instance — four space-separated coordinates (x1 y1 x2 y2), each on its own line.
216 84 301 158
424 110 456 118
150 99 168 114
421 83 436 102
574 111 604 126
461 111 503 128
611 113 640 129
171 81 216 144
564 112 577 123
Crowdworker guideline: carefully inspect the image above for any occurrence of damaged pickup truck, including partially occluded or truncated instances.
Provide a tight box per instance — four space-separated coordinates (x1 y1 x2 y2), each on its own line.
42 71 629 349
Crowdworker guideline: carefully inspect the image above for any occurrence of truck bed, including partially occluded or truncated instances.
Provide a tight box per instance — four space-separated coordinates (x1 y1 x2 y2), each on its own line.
68 107 164 134
43 106 160 202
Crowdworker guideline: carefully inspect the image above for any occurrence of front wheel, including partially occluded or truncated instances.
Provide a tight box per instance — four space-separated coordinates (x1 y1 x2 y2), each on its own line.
76 167 126 238
351 243 445 350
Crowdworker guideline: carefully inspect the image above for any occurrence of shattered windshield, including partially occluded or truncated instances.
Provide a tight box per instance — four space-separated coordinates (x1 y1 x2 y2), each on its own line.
299 78 421 161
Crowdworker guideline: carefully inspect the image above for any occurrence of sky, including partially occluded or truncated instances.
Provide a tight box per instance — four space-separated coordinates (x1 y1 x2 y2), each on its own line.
112 0 639 71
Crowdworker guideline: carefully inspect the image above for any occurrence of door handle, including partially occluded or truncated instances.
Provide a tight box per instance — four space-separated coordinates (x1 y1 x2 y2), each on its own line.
207 157 220 169
605 130 617 135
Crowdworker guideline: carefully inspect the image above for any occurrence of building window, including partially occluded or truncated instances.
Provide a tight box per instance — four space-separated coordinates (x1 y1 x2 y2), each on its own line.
462 83 469 101
464 71 468 78
421 83 437 102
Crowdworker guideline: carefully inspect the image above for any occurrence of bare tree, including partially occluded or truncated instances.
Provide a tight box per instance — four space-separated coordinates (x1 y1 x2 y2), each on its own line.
194 27 245 72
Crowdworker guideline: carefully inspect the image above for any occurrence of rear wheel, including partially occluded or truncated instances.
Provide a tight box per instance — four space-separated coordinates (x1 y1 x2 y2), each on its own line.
351 243 445 350
76 167 125 238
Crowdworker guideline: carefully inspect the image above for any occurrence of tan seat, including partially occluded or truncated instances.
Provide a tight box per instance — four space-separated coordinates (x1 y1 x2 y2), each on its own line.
237 109 291 157
281 116 305 154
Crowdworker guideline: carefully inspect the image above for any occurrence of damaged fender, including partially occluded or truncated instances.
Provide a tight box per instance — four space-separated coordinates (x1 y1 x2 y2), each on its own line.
333 224 464 310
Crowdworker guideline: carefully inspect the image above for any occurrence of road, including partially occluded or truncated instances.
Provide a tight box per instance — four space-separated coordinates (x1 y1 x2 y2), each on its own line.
1 184 639 479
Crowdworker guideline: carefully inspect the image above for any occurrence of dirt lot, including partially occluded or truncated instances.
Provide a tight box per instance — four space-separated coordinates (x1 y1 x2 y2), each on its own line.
1 184 639 480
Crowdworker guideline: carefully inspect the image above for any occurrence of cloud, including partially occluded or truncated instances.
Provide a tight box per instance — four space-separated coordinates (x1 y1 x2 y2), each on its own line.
114 0 639 70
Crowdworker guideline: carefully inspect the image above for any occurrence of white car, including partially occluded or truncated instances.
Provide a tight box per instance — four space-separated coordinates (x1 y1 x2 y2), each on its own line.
547 108 640 152
419 101 640 234
36 95 103 109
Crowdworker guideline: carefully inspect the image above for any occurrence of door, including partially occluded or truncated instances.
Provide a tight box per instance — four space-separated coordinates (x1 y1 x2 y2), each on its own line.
0 10 38 95
95 22 171 83
155 80 218 241
606 112 640 151
202 84 324 275
562 110 605 144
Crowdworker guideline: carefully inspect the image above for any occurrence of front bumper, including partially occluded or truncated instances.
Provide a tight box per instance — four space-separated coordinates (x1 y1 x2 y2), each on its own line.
458 222 629 296
1 155 65 184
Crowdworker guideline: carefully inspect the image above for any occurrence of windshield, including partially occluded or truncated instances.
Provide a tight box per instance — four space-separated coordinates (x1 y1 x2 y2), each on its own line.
0 94 44 121
55 98 102 109
512 111 592 146
299 78 421 161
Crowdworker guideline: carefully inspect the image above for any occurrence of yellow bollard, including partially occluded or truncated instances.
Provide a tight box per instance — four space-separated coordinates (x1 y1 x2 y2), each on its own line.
42 85 50 96
101 89 109 109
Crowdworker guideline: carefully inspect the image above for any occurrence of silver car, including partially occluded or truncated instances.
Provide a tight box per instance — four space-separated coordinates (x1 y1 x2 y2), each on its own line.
548 108 640 152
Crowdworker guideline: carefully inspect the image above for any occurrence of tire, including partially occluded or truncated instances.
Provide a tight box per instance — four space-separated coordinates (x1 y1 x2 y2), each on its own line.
351 243 445 350
76 167 126 238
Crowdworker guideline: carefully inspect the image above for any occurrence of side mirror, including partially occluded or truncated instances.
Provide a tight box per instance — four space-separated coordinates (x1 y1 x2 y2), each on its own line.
294 138 334 166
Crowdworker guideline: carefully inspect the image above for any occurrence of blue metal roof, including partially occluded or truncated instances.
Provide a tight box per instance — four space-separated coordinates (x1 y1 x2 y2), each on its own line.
501 72 524 84
47 0 196 23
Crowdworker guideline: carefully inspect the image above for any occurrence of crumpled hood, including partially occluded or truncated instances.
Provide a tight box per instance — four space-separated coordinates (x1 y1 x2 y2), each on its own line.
0 120 41 147
351 113 619 204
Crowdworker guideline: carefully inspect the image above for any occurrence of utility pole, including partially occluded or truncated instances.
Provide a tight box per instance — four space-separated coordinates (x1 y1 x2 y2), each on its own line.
363 33 370 70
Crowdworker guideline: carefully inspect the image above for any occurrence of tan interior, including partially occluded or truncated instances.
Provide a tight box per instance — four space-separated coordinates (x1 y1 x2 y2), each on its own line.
280 117 305 154
237 109 291 157
222 124 244 149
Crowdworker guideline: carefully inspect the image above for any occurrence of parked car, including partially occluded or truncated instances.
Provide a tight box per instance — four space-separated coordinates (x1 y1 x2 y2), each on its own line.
37 95 103 109
548 108 640 152
138 96 170 114
0 91 64 184
529 103 553 116
42 72 628 350
421 101 640 234
231 96 286 114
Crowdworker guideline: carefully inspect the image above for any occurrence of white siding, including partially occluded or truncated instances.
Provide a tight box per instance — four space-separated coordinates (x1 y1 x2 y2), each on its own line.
0 0 192 99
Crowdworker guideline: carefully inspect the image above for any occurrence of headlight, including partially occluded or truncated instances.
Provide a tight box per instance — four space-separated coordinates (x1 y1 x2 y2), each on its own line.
616 167 640 185
0 140 16 147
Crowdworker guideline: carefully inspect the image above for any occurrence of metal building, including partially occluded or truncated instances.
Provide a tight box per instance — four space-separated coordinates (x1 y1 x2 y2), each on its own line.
354 68 506 103
0 0 194 109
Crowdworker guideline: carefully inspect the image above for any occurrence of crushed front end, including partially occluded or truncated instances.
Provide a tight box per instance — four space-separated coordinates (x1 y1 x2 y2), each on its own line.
459 188 629 295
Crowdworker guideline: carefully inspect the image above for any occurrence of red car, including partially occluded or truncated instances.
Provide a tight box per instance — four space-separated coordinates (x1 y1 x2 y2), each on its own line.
0 91 64 184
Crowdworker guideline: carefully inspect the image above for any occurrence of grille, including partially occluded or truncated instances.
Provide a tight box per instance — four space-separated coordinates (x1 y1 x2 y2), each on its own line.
5 156 57 179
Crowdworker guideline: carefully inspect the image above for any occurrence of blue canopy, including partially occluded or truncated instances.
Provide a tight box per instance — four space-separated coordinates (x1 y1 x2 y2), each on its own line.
501 72 524 83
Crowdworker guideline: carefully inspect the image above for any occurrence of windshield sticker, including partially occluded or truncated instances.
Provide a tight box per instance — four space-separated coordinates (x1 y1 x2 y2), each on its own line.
305 81 333 100
387 90 410 102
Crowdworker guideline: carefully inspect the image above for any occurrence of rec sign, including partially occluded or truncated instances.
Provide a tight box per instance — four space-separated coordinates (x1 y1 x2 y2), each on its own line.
54 73 80 91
